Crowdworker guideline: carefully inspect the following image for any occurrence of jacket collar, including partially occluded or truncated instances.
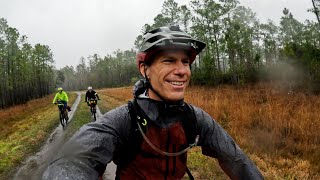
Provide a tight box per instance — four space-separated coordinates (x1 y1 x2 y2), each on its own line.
136 98 185 122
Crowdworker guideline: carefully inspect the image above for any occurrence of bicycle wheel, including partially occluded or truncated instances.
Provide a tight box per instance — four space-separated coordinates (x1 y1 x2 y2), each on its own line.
93 107 96 121
64 110 69 124
59 110 65 127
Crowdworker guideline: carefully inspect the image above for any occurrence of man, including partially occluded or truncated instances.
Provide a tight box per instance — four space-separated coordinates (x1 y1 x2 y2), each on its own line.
85 86 100 105
43 25 263 179
52 87 69 120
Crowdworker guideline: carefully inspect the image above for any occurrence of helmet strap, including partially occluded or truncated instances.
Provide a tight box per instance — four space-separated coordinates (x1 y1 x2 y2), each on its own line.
143 66 166 102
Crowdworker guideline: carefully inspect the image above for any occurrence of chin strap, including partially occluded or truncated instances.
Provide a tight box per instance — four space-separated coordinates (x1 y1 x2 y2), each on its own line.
144 67 169 102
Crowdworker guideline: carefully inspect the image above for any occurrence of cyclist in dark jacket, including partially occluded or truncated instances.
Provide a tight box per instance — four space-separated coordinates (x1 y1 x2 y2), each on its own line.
43 25 263 180
85 86 100 104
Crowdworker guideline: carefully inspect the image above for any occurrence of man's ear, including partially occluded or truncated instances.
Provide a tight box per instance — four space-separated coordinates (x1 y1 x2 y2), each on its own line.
139 63 147 78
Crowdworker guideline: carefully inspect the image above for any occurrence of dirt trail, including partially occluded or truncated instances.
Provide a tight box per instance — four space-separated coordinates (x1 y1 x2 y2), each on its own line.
14 92 81 180
14 93 117 180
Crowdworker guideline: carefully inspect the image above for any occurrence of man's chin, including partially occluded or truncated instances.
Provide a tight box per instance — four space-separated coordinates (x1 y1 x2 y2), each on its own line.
164 93 184 102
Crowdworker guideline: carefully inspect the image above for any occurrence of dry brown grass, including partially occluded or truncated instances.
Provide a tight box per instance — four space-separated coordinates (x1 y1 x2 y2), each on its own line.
98 84 320 179
97 87 132 114
0 95 54 138
184 84 320 179
98 87 132 101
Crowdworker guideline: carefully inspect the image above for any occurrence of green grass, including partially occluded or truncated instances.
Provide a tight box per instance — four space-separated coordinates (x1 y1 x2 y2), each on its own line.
184 147 228 179
0 93 77 179
64 94 93 140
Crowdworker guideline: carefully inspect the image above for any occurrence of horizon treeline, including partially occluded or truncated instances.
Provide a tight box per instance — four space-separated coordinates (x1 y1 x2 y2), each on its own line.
59 0 320 93
57 51 139 90
0 18 55 109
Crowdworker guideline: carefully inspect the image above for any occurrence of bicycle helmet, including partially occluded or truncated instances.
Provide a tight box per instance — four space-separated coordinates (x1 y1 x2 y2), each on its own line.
57 87 63 91
88 86 93 90
136 25 206 68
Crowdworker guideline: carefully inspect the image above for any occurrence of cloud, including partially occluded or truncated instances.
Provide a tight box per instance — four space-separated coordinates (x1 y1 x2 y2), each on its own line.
239 0 315 24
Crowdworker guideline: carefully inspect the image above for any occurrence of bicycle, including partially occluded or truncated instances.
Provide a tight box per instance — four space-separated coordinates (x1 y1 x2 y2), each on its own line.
57 100 68 127
88 98 98 121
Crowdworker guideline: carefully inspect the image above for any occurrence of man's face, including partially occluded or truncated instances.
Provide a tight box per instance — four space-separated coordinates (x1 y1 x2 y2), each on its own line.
58 90 62 93
143 50 191 102
89 89 92 92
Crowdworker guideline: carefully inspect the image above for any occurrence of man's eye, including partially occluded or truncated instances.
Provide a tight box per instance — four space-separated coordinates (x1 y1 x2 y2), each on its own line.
183 60 190 64
163 59 174 63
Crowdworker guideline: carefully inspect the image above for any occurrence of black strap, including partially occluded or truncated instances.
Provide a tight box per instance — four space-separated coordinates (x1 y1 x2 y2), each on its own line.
114 100 145 169
129 99 148 132
181 104 198 146
186 166 195 180
183 104 197 180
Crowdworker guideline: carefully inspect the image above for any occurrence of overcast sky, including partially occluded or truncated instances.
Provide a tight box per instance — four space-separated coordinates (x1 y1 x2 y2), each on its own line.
0 0 316 69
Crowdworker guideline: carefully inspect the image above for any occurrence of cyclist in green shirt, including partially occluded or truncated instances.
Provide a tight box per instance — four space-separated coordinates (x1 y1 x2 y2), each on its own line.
52 87 69 119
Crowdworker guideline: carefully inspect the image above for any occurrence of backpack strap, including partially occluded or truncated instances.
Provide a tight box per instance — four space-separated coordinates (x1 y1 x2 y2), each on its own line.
186 166 195 180
114 99 146 169
128 99 148 132
181 103 198 180
181 103 198 146
129 99 198 146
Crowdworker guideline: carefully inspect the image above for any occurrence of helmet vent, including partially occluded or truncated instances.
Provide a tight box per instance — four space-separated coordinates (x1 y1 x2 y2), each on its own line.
149 28 162 34
172 34 190 38
147 35 165 43
169 25 182 32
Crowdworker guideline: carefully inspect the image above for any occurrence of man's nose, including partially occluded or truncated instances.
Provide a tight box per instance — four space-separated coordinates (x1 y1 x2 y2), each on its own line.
173 61 189 74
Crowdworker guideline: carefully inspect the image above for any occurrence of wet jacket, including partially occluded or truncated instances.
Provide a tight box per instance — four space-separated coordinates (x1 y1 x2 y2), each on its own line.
52 91 68 104
85 90 99 102
43 81 263 180
113 98 197 179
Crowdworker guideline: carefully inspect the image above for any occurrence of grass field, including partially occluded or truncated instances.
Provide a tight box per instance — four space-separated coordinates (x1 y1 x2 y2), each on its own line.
97 87 131 114
0 92 77 179
185 84 320 179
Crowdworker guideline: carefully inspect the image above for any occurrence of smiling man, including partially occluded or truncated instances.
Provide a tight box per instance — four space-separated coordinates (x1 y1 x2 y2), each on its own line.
141 50 191 101
43 25 263 180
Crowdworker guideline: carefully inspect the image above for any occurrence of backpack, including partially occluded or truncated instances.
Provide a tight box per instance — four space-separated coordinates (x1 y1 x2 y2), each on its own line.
113 99 198 179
